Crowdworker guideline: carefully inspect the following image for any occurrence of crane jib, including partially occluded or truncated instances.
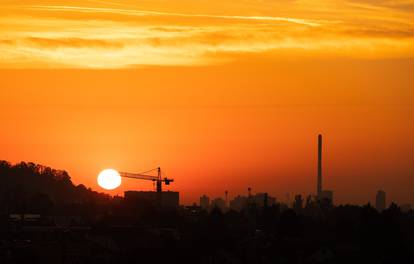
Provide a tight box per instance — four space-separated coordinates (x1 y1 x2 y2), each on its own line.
119 168 174 193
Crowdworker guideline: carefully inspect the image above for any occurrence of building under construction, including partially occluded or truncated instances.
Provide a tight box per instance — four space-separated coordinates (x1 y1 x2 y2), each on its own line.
124 191 179 208
121 167 179 208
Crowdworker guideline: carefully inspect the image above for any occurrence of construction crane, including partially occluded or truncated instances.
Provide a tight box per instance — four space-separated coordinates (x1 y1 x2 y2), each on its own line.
119 167 174 193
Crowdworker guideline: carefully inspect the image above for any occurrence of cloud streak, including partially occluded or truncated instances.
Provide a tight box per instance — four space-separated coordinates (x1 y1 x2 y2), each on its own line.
0 1 413 68
27 5 323 27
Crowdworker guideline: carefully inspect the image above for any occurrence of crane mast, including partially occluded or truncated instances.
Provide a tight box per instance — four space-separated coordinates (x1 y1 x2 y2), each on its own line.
119 167 173 193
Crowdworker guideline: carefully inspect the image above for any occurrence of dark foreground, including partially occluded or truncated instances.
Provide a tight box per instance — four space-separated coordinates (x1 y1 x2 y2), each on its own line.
1 161 413 263
1 204 414 264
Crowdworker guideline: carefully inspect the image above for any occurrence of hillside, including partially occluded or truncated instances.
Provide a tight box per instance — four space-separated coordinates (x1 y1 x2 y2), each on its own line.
0 160 110 214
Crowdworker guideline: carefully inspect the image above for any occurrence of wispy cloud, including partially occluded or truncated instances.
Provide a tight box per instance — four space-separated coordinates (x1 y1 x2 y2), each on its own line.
346 0 414 12
0 1 413 68
27 5 323 27
25 37 124 48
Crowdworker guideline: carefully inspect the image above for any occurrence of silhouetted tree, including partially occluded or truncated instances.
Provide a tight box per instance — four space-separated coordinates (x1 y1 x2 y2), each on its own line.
0 160 109 215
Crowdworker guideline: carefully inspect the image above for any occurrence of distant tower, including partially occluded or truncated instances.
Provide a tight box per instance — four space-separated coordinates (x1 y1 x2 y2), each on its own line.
225 190 229 207
376 190 386 212
317 134 323 198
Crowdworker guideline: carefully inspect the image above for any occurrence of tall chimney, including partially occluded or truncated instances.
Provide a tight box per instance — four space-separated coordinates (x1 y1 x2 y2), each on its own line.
317 134 323 198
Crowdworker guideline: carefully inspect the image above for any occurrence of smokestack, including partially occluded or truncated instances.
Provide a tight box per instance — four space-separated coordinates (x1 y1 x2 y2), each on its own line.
317 134 322 198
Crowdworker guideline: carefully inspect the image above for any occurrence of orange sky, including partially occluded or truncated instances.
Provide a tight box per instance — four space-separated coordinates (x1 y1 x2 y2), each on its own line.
1 0 414 205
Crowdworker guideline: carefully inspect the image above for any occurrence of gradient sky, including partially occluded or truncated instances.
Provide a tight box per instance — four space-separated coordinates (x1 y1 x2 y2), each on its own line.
1 0 414 205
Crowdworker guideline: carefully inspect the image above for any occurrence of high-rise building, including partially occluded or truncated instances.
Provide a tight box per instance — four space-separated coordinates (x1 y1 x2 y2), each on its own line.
200 195 210 210
376 190 386 212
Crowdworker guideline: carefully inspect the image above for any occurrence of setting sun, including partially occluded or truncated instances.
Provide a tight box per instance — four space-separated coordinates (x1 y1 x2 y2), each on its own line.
97 169 121 190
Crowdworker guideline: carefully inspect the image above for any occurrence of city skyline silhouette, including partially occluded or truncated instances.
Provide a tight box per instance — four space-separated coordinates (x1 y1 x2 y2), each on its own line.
0 134 405 209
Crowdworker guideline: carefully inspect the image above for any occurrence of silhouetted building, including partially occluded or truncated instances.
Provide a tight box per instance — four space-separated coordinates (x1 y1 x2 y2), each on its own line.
9 214 41 223
225 190 229 207
376 190 386 212
230 195 248 211
320 190 333 205
229 193 276 211
293 195 304 212
268 196 276 206
199 195 210 210
253 193 276 207
211 197 226 212
401 204 412 213
124 191 179 208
